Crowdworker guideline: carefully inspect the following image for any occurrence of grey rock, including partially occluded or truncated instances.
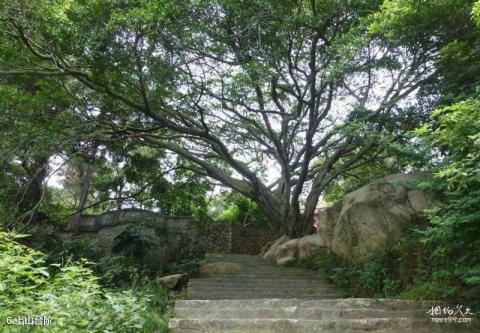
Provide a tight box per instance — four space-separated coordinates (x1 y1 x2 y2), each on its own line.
317 173 436 262
262 235 290 261
274 239 299 266
157 273 187 290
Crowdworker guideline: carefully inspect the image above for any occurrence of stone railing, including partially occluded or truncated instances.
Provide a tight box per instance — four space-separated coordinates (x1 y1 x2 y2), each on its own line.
61 208 164 233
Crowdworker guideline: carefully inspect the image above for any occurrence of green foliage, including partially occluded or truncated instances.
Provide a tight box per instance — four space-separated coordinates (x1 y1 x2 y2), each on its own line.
97 254 141 286
318 0 480 312
323 140 430 203
0 230 170 333
370 0 480 104
298 228 428 298
474 0 480 25
0 78 82 228
62 236 103 261
217 192 272 230
412 99 480 311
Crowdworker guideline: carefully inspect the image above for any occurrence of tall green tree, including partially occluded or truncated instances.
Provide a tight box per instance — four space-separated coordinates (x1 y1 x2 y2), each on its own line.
0 0 443 236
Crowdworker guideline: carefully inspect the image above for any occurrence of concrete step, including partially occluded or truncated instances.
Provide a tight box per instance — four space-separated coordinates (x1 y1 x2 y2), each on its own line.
175 298 441 311
196 273 320 279
186 293 342 300
175 306 427 320
188 277 328 284
187 282 331 288
187 283 334 291
171 255 478 332
169 317 465 333
186 290 340 298
204 268 318 279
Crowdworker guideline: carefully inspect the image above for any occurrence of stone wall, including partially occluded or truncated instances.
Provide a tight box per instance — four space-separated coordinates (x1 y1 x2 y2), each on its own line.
231 224 278 255
61 209 277 256
60 209 205 261
61 208 164 233
200 220 232 254
199 220 277 255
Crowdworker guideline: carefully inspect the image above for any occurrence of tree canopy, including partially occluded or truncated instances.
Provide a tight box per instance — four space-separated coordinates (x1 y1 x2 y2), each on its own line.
0 0 478 237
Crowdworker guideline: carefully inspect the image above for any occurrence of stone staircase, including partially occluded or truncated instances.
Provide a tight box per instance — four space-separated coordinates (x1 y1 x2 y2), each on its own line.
169 254 478 333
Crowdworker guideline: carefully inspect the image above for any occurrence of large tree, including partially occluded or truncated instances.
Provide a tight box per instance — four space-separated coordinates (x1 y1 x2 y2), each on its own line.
0 0 441 236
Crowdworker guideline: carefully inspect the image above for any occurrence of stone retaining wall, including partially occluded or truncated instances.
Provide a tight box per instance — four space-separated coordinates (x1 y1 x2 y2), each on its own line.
231 224 277 255
60 209 204 260
200 220 277 255
61 209 276 256
200 220 232 254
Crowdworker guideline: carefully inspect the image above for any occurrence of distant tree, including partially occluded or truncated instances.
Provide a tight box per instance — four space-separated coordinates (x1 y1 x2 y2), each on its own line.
0 76 84 228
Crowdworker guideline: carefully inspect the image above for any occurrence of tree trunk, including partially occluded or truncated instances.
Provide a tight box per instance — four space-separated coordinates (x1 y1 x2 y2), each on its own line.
71 163 93 235
290 215 315 238
20 155 49 225
254 195 315 238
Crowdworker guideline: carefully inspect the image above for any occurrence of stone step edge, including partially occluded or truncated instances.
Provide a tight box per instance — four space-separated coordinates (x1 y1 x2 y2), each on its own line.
189 278 330 281
168 317 437 329
175 298 441 309
187 287 337 291
174 308 428 320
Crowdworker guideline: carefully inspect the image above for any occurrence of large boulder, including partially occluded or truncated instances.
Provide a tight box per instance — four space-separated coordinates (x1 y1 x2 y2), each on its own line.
259 239 276 257
317 173 436 263
262 234 328 266
274 239 300 266
262 235 290 261
156 273 187 290
297 234 328 259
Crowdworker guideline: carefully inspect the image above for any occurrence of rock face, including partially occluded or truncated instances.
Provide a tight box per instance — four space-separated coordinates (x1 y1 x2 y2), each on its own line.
263 173 436 265
316 173 436 262
263 234 327 266
259 239 275 257
297 234 328 260
157 273 188 290
273 239 300 266
262 236 290 262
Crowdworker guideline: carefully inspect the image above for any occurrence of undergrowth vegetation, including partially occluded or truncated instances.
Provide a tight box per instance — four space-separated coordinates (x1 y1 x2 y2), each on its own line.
0 231 172 333
299 224 479 313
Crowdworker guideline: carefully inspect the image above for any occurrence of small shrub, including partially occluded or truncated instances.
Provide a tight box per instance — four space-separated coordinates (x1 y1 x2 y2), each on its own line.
0 230 170 333
297 226 479 313
97 254 141 285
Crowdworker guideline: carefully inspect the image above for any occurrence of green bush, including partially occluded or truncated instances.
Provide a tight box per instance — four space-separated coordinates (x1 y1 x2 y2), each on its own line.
97 254 141 285
414 99 480 312
298 224 479 312
297 230 428 297
0 230 170 333
218 193 273 230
